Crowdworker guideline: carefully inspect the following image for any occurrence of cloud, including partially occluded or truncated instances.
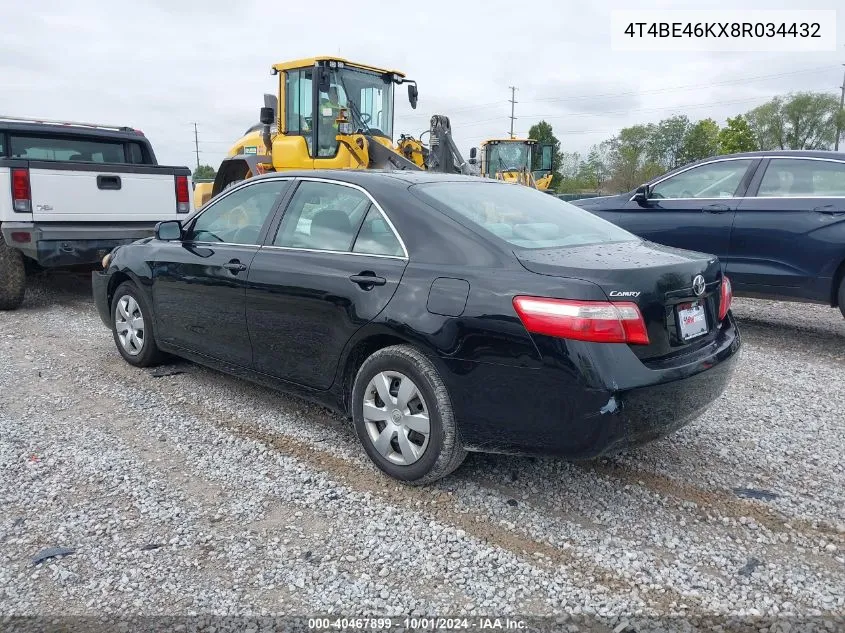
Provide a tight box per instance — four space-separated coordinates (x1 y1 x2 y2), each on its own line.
2 0 843 167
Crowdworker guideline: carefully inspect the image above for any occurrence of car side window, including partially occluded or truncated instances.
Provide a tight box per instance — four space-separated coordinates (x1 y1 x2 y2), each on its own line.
274 181 370 251
188 180 290 245
650 160 754 200
757 159 845 197
352 205 404 257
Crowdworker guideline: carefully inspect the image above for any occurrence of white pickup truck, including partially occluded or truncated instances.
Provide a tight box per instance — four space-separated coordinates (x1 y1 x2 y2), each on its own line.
0 116 193 310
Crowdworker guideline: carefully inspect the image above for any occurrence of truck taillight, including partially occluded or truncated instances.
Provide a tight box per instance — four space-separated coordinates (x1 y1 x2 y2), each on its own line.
512 296 650 345
719 276 733 322
175 175 190 213
11 168 31 213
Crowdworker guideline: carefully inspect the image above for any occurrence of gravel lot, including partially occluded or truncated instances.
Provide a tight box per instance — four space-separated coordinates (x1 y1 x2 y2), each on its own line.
1 272 843 626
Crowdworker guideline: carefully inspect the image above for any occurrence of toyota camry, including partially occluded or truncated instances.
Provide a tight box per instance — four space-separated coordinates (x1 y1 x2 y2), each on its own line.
92 171 741 484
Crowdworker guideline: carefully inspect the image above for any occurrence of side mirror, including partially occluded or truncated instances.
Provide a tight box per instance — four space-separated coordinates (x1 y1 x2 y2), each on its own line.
407 84 418 110
468 146 478 165
632 184 651 203
259 106 274 125
155 220 182 241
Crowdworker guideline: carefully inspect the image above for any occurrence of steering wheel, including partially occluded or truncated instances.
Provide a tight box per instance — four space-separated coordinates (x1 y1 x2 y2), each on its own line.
359 112 371 124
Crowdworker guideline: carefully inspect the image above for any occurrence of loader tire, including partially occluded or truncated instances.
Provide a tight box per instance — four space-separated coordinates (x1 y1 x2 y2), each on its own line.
0 233 26 310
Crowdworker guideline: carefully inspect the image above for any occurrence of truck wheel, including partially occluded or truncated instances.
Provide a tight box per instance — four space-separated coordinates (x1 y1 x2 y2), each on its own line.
0 234 26 311
352 345 467 485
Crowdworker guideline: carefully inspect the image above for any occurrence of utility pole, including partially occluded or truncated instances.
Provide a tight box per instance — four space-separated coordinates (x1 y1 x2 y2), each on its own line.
508 86 518 139
835 65 845 152
192 122 200 170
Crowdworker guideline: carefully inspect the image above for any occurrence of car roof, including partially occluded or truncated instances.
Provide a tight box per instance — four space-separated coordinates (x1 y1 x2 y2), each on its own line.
710 150 845 160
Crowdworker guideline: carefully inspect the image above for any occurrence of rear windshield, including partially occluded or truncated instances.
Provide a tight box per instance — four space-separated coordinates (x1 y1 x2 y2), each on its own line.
412 181 636 249
8 134 147 164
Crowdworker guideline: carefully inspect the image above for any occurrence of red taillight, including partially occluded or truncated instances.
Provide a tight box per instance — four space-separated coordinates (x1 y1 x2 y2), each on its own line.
719 276 733 321
175 175 190 213
11 232 31 243
512 296 650 345
11 168 31 212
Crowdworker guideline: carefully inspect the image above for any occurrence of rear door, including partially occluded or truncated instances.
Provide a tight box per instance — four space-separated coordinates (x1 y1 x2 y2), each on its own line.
604 158 757 260
729 156 845 299
9 133 183 222
247 178 408 389
152 178 291 367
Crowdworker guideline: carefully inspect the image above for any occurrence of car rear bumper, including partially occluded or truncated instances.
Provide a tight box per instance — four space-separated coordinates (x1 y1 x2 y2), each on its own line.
91 270 113 328
442 313 741 458
1 222 156 267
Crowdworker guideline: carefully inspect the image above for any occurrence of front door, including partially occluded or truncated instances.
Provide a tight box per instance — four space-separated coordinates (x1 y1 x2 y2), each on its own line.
601 158 758 261
152 178 291 367
247 179 407 389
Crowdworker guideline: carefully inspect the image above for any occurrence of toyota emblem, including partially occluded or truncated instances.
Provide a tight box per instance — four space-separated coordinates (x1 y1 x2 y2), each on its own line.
692 274 706 296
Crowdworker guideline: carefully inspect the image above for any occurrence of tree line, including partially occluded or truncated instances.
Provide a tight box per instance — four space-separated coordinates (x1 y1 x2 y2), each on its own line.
529 91 845 194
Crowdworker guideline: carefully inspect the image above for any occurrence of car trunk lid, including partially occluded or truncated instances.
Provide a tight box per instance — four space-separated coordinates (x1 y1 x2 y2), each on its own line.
515 239 725 361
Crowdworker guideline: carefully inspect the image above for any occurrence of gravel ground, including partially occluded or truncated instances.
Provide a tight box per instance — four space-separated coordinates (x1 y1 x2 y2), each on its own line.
1 272 843 626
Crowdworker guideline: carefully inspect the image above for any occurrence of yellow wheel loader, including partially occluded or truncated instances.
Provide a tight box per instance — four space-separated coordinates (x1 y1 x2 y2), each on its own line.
196 57 472 207
468 138 554 191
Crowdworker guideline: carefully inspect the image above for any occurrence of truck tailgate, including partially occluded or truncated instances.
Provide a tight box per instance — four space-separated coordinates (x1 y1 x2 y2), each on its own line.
29 167 183 222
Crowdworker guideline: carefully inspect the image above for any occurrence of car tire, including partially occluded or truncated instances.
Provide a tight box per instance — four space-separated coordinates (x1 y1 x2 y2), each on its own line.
839 276 845 320
352 345 467 485
0 234 26 311
111 281 163 367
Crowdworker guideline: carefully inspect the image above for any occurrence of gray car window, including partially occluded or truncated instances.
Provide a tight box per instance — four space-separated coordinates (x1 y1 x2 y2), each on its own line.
758 159 845 197
189 180 289 245
650 160 754 199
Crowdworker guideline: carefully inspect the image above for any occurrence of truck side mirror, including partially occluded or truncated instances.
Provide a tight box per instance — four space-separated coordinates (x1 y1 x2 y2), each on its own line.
259 107 274 125
468 147 478 165
155 220 182 241
632 184 651 204
407 84 418 110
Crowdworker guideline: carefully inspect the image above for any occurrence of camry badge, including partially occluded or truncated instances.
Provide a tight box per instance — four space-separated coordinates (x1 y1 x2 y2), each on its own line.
609 290 641 298
692 275 706 296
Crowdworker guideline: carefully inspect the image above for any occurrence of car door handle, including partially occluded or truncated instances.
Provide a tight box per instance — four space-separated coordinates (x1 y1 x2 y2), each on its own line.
703 203 730 214
349 272 386 289
223 260 247 273
813 205 845 216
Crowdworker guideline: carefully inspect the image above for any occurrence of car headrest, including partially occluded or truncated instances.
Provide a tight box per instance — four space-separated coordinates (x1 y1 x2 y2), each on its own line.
310 209 352 250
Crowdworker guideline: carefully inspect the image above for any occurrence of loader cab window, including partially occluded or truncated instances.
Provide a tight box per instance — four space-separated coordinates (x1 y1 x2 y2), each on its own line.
287 64 397 160
485 143 531 176
285 69 313 153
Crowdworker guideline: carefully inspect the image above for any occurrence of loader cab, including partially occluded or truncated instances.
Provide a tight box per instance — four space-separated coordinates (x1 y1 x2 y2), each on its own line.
472 139 553 188
270 57 416 169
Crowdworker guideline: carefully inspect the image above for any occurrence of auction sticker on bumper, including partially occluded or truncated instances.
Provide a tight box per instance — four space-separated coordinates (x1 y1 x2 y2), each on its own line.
678 301 708 340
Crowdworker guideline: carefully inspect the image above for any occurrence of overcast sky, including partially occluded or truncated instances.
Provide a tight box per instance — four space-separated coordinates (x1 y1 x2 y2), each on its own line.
2 0 843 170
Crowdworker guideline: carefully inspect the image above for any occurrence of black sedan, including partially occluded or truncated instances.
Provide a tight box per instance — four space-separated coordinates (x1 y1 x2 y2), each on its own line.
572 150 845 318
93 171 740 484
